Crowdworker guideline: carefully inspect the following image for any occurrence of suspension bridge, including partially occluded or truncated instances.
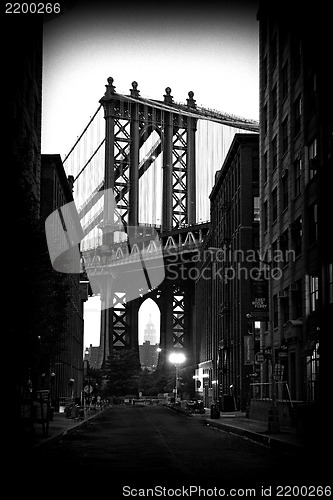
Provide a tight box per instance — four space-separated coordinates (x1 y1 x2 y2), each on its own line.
63 77 259 368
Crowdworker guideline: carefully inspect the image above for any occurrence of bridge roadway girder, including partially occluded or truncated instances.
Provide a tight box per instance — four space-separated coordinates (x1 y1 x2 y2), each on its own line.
82 223 209 373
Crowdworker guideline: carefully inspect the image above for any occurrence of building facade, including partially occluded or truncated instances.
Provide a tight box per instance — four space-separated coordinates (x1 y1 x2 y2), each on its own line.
195 134 259 411
6 15 45 421
84 344 101 370
41 154 88 406
257 1 332 417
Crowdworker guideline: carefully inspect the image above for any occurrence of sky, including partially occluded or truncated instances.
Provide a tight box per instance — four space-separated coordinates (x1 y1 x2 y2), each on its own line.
41 0 260 349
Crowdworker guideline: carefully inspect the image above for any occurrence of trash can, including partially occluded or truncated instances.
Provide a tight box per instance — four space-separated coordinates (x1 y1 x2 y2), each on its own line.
197 401 205 414
210 403 220 419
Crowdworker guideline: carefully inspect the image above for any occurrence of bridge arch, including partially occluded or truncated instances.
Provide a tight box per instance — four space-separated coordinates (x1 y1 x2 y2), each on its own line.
138 298 161 371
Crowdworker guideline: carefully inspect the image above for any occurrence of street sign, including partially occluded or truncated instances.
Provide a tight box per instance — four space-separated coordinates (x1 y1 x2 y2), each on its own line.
251 276 269 318
255 352 265 364
84 385 93 393
244 336 253 365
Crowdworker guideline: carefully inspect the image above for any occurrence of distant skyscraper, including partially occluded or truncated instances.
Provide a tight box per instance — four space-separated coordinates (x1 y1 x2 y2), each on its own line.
139 315 159 371
143 315 157 345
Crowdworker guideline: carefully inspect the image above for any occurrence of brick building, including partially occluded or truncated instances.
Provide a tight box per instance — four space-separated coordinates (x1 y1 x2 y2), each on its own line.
257 1 332 422
194 133 259 411
41 154 88 406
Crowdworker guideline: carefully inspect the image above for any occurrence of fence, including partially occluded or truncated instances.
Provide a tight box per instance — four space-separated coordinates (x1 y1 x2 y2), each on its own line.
249 381 293 407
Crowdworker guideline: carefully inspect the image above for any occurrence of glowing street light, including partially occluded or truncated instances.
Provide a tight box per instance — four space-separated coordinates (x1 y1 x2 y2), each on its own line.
169 352 186 403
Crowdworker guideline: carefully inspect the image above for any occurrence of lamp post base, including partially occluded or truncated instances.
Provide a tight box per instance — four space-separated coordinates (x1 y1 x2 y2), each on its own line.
268 405 280 433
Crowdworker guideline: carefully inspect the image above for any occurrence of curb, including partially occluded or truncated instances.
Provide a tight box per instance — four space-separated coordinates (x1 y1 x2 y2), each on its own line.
202 418 271 446
32 410 107 449
201 418 305 454
167 406 304 455
167 405 193 417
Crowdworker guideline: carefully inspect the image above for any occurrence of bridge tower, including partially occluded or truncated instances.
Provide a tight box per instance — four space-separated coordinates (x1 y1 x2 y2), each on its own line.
96 78 199 370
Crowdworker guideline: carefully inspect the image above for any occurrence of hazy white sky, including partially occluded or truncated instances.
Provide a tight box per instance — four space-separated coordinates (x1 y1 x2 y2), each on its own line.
42 0 259 157
41 0 259 348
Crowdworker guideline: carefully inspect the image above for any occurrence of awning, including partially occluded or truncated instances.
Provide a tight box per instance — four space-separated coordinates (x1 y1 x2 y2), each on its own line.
302 337 317 356
302 330 320 356
284 319 303 340
198 360 213 370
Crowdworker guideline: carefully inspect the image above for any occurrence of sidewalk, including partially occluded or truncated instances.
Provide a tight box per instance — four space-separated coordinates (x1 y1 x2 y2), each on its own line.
172 407 312 455
18 407 106 450
200 411 306 454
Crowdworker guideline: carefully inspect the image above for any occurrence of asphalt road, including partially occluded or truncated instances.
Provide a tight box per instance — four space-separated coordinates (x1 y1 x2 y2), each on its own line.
15 406 329 496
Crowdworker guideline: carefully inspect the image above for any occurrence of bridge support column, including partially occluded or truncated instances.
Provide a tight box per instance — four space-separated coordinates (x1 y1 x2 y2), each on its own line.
96 277 114 367
128 299 139 355
162 109 173 232
186 91 197 226
187 116 197 226
129 96 139 227
100 78 116 245
158 284 174 369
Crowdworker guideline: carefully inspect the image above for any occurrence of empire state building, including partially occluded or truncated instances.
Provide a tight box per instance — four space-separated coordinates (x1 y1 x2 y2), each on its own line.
144 315 157 344
139 315 159 371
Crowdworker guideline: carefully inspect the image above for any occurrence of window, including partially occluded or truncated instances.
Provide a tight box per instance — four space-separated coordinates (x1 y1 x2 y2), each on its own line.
271 35 277 69
306 341 320 403
272 85 277 119
273 294 278 328
263 200 268 232
282 62 288 100
279 21 288 48
329 263 333 303
294 157 302 196
294 95 302 136
293 279 302 318
307 72 317 111
253 196 260 221
263 104 268 135
25 72 31 107
271 239 279 278
253 225 259 250
252 149 259 181
308 137 318 180
281 288 289 324
292 37 302 76
272 187 278 222
279 229 290 265
34 95 40 128
309 275 319 312
292 217 302 256
272 136 278 170
263 151 268 183
308 203 318 244
281 171 289 210
32 145 38 178
282 117 289 155
262 56 268 88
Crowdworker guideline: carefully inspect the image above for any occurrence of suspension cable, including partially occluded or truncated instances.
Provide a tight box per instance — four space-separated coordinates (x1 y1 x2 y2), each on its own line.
63 104 103 163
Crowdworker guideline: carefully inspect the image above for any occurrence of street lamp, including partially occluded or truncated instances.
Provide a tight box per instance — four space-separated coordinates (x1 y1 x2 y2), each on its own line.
169 352 186 404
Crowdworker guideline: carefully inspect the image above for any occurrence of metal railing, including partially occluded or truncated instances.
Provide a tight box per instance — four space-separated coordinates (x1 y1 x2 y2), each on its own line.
250 381 293 407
